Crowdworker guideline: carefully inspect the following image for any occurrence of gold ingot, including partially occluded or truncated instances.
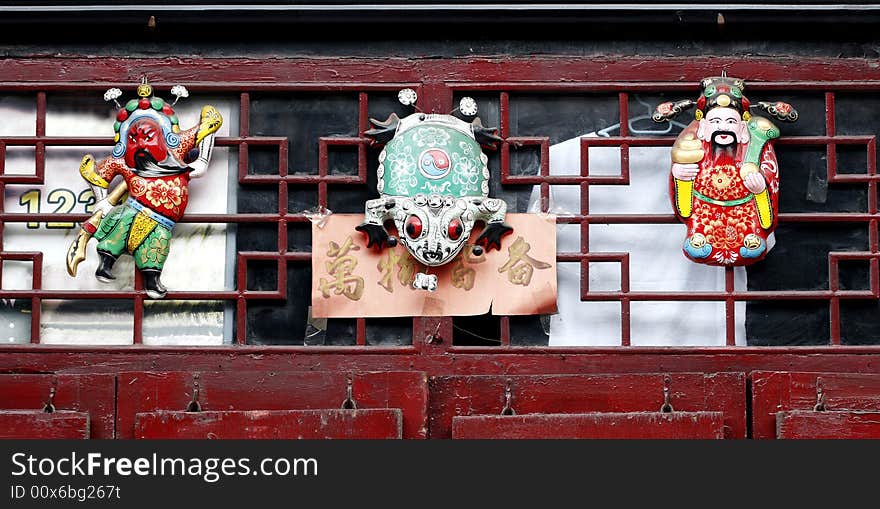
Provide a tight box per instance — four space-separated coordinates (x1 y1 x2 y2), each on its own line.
672 133 705 164
136 83 153 97
742 111 752 121
672 130 703 164
717 94 731 107
695 110 703 120
679 138 702 151
672 146 704 164
740 162 759 180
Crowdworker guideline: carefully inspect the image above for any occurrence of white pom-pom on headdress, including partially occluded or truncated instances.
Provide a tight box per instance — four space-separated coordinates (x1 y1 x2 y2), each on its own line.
170 85 189 105
103 88 123 108
459 97 478 117
398 88 418 106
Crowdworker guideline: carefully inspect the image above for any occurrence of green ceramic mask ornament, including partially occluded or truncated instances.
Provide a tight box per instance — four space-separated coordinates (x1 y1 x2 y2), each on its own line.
357 89 512 291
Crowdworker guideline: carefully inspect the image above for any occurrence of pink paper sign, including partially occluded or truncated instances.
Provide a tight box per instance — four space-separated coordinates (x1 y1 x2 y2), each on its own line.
311 214 557 318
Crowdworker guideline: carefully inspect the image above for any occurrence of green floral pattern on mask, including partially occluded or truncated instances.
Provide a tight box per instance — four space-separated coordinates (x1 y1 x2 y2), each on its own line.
379 125 488 198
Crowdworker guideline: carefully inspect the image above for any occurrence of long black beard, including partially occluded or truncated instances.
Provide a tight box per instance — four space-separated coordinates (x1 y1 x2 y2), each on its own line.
133 150 189 177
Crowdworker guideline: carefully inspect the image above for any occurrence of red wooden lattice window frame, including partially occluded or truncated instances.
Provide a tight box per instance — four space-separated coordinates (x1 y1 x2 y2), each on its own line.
0 56 879 350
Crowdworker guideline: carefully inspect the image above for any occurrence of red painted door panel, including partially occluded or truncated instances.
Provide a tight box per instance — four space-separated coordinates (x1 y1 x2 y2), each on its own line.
776 411 880 439
430 373 746 439
0 374 115 438
135 409 402 439
452 412 725 439
0 411 90 439
117 371 427 439
751 372 880 439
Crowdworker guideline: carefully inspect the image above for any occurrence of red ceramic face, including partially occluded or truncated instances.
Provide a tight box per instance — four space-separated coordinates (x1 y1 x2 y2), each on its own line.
124 119 168 168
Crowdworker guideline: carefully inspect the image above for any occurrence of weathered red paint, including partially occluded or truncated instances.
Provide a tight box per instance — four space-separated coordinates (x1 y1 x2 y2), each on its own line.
2 56 880 87
776 410 880 439
452 412 724 439
116 371 427 439
429 373 746 439
135 409 402 439
0 374 115 438
752 372 880 439
0 411 89 439
5 345 880 370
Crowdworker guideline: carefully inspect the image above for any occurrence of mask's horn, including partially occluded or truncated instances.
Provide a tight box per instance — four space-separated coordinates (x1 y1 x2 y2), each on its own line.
364 113 401 145
472 117 502 146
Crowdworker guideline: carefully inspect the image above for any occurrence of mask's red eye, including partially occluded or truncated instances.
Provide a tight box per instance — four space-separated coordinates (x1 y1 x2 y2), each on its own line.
447 218 463 240
405 215 423 239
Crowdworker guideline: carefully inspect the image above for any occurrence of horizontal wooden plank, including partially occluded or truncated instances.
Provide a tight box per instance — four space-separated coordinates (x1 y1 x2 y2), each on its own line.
0 374 115 439
135 409 401 439
117 371 427 439
1 56 880 86
430 373 746 439
0 410 89 439
752 372 880 439
5 348 880 381
777 411 880 439
453 412 724 439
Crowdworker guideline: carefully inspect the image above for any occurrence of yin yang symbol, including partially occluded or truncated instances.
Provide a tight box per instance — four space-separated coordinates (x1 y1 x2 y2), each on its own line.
419 148 451 180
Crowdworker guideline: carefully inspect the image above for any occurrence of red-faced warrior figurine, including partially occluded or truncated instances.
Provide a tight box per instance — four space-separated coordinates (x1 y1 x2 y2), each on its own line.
653 74 797 266
66 78 223 298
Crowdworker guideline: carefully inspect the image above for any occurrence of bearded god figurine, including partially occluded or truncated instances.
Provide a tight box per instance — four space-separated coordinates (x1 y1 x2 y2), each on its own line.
653 75 797 266
66 78 222 298
357 89 512 291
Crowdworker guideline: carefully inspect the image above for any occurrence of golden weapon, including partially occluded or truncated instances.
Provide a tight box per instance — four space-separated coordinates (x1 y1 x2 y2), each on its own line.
66 182 129 277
